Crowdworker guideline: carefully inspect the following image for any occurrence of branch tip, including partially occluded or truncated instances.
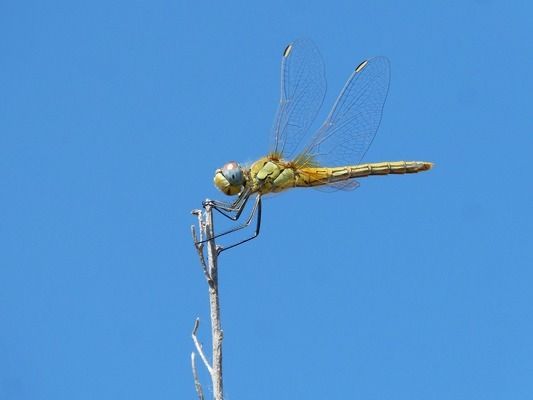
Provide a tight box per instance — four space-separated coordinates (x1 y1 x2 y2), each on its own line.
191 352 205 400
191 317 213 375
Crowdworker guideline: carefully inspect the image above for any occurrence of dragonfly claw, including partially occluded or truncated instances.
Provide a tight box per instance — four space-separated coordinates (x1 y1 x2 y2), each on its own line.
202 199 214 208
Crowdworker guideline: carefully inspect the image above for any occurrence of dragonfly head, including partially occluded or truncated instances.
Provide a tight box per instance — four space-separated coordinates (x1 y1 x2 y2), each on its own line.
214 161 245 196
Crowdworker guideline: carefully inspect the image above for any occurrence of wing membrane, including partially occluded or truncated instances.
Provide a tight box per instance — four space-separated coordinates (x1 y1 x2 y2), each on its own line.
270 39 327 159
298 56 390 168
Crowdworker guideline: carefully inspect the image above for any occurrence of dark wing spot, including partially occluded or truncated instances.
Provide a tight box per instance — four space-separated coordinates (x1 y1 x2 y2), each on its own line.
283 43 293 58
355 60 368 73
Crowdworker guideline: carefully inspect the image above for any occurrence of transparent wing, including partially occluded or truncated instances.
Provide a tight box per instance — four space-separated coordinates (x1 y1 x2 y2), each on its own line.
311 179 360 192
270 39 327 159
298 56 390 168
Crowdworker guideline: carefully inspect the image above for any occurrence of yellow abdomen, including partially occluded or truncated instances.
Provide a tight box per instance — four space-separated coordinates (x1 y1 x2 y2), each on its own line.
296 161 433 187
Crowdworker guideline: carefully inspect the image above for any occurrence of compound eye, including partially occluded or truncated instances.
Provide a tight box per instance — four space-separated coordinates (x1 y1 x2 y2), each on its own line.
221 161 243 185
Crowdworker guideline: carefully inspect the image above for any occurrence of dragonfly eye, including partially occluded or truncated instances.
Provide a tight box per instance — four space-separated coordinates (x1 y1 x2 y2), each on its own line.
221 161 244 186
213 161 244 196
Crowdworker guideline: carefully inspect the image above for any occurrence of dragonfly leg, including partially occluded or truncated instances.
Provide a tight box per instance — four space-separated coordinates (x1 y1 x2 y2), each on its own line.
217 195 262 254
204 187 252 221
196 194 262 246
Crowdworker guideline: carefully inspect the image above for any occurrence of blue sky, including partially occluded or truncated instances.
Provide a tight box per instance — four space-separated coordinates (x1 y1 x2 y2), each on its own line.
1 0 532 399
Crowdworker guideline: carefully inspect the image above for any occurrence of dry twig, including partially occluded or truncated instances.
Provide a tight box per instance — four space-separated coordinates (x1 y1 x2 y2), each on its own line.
191 352 204 400
190 205 224 400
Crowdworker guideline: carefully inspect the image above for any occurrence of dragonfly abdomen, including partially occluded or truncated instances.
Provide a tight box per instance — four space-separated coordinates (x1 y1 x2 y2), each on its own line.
348 161 433 178
297 161 432 187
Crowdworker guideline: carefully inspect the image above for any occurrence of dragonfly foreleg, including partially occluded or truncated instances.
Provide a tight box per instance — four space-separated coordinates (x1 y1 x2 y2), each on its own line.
196 194 261 247
217 195 262 254
203 187 252 221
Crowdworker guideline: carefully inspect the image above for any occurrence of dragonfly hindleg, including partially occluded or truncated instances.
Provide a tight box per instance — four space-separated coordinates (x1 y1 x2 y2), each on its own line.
217 194 262 253
195 193 262 253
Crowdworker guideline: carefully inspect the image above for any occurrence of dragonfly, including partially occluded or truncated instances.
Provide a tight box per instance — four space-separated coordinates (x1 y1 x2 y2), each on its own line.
201 39 432 252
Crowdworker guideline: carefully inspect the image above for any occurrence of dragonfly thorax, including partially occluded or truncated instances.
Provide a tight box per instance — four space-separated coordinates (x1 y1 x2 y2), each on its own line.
214 161 245 196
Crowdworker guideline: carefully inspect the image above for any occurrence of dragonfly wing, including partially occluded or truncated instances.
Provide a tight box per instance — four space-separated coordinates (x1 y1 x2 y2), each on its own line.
313 180 360 192
298 56 391 168
270 39 327 159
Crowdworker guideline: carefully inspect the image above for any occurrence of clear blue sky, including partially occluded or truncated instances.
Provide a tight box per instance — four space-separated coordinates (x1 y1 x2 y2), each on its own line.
1 1 532 399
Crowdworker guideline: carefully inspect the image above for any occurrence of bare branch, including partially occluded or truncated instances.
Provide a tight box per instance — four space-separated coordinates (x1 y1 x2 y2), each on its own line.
204 205 224 399
191 352 205 400
191 204 224 400
191 209 204 236
191 224 210 282
192 318 213 375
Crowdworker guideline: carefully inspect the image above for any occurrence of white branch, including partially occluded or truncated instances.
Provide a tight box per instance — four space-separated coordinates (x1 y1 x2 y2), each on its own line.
191 204 224 400
192 318 212 376
191 210 211 282
204 205 224 399
191 352 205 400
